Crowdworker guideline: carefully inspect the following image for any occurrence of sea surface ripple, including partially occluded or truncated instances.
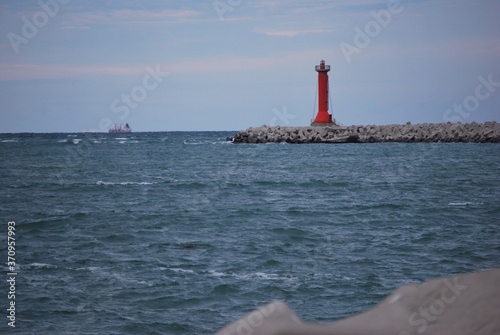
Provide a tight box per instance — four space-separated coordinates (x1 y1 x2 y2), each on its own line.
0 132 499 334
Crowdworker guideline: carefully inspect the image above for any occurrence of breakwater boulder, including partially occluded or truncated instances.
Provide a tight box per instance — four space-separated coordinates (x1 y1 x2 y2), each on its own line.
229 121 500 143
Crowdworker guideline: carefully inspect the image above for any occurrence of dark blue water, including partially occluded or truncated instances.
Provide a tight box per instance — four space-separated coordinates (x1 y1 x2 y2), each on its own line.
1 132 499 334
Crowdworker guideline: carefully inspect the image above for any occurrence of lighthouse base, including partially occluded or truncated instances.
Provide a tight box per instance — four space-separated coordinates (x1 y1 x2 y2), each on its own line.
310 122 337 127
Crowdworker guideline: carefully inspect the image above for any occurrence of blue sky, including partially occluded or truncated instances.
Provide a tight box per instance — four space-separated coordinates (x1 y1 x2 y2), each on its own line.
0 0 499 132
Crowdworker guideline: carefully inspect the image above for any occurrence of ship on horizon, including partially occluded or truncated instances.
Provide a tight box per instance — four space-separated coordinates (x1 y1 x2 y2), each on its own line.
109 123 131 133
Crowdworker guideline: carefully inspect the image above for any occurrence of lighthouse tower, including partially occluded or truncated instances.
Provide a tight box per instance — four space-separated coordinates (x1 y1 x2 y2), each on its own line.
311 60 335 126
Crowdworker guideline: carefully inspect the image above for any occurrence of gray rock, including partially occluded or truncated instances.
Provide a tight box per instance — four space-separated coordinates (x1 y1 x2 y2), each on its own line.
216 269 500 335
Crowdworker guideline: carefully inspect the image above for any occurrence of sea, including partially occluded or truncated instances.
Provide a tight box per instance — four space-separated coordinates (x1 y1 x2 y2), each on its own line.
0 131 499 334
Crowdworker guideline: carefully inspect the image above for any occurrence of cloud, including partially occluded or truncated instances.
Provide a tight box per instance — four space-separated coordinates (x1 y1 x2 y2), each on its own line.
58 8 202 30
113 9 201 20
60 25 91 31
0 63 145 81
0 47 341 80
166 48 342 74
255 29 333 37
251 0 390 14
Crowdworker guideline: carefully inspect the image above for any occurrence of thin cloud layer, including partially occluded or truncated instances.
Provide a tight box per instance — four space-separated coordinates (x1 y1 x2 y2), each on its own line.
255 29 333 37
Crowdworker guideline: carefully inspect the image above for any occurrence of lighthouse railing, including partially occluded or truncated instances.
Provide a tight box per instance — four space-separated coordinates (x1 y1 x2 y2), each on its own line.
315 65 330 71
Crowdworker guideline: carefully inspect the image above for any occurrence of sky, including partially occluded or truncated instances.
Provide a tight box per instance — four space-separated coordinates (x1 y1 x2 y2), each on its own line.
0 0 499 132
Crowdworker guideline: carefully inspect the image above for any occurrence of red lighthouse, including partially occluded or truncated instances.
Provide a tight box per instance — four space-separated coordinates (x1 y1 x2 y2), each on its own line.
311 60 335 126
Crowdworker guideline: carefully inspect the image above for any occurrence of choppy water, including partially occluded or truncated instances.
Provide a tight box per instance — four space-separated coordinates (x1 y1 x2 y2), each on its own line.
0 132 499 334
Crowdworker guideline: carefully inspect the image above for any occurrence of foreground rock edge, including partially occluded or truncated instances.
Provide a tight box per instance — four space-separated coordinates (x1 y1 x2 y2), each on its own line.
229 121 500 143
215 268 500 335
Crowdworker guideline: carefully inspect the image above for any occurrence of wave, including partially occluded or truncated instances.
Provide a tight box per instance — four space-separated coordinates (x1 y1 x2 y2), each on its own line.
170 268 196 274
170 181 210 190
183 140 230 145
22 212 90 228
235 272 286 281
24 263 58 269
448 201 484 206
207 270 297 282
208 270 226 277
183 140 204 145
96 180 155 186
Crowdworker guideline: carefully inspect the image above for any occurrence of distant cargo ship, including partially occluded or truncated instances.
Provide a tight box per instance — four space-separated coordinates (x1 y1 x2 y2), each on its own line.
109 123 131 133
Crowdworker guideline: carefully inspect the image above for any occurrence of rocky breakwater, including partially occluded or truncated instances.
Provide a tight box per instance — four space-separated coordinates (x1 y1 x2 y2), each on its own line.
230 121 500 143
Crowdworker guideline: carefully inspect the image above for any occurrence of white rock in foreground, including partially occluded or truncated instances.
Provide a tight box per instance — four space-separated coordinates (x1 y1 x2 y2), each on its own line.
216 268 500 335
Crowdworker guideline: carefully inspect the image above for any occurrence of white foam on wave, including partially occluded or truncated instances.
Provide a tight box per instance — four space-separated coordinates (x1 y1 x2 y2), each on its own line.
235 272 284 280
208 270 294 281
76 266 101 272
27 263 57 269
96 180 155 186
79 266 153 286
254 272 282 280
250 272 297 281
208 270 227 277
448 201 484 206
72 139 82 144
171 268 196 274
1 139 19 143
